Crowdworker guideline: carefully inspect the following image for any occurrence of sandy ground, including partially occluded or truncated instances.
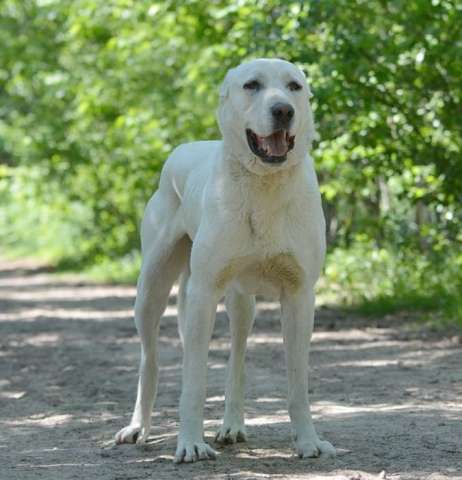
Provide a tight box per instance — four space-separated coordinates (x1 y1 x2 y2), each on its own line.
0 258 461 480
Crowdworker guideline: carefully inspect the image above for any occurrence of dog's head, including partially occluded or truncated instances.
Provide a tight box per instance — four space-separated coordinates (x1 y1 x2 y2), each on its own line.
218 58 315 175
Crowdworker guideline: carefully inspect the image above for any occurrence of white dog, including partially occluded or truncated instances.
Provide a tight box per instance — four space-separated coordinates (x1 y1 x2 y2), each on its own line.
115 58 335 463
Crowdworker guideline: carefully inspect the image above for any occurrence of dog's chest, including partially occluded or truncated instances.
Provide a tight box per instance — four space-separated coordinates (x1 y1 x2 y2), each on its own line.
246 209 278 240
214 175 324 297
236 189 296 244
217 252 304 297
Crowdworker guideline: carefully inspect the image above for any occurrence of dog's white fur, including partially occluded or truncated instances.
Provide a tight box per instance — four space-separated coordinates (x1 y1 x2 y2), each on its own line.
115 58 335 462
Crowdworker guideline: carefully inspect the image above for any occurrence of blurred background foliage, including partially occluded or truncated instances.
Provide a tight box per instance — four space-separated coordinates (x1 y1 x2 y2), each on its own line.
0 0 461 325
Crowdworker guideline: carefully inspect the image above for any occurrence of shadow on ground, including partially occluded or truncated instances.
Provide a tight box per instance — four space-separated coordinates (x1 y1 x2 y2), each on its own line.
0 259 461 480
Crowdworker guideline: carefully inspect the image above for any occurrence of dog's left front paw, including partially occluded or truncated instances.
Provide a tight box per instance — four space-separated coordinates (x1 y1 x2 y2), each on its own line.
215 421 247 444
295 436 336 458
174 439 217 463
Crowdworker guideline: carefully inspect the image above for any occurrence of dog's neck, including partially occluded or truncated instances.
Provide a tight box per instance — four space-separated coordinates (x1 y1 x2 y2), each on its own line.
221 140 303 196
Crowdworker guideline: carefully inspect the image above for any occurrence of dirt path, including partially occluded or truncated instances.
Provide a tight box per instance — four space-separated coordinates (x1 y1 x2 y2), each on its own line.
0 258 460 480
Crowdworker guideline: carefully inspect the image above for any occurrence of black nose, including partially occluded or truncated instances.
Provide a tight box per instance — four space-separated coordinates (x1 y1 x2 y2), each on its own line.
271 102 294 128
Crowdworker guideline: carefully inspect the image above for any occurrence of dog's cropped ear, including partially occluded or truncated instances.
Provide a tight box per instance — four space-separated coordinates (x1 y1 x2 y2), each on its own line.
219 78 229 101
306 84 314 100
217 67 235 136
297 66 314 100
219 67 235 102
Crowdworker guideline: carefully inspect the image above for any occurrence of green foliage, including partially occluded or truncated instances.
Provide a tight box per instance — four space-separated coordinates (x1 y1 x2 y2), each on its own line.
0 1 461 324
0 165 93 260
322 238 462 325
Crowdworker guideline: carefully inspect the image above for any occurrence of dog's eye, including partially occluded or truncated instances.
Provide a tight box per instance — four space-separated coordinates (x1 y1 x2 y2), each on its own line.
243 80 261 91
288 81 302 91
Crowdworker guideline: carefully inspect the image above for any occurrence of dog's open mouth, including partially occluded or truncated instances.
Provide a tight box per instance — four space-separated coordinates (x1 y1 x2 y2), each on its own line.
246 129 295 164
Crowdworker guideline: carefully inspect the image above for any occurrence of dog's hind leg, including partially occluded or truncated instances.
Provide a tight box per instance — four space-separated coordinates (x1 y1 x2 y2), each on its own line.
115 191 189 445
215 289 255 444
115 235 189 444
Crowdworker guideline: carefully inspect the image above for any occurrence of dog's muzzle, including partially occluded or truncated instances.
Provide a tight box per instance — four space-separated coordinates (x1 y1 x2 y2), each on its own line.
246 129 295 164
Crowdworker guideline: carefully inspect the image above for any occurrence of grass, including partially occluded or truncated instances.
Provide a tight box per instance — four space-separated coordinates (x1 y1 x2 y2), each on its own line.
78 252 141 284
319 241 462 329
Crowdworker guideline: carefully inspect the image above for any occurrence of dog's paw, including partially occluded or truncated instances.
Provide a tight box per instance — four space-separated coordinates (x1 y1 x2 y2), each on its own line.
215 422 247 444
174 439 217 463
295 436 336 459
115 425 149 445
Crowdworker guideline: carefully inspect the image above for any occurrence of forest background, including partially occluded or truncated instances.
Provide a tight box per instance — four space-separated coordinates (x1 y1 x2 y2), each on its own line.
1 0 461 327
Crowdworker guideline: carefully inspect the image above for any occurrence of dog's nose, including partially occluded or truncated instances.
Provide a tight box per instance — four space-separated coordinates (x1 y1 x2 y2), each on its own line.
271 102 294 128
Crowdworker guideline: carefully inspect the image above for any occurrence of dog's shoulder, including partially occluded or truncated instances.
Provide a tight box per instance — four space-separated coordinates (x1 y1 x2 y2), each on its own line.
153 140 224 214
168 140 222 166
161 140 219 178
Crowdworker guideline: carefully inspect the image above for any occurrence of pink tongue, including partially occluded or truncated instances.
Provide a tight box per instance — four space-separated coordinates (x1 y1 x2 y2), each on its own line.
259 131 288 156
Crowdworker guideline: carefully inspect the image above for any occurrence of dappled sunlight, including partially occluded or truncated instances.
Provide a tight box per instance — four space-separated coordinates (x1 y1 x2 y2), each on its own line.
255 397 285 404
314 401 462 418
1 390 26 400
246 415 290 426
1 259 461 479
0 274 75 289
4 413 73 428
13 332 62 346
312 328 393 343
0 285 137 302
247 334 283 346
0 307 134 322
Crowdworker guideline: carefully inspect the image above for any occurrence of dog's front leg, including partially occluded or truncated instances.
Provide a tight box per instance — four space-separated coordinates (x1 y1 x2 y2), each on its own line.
174 280 218 463
281 288 336 458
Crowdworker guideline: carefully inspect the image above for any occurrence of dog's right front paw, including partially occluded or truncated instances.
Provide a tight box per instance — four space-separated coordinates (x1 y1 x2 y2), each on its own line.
174 438 217 463
115 425 148 445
